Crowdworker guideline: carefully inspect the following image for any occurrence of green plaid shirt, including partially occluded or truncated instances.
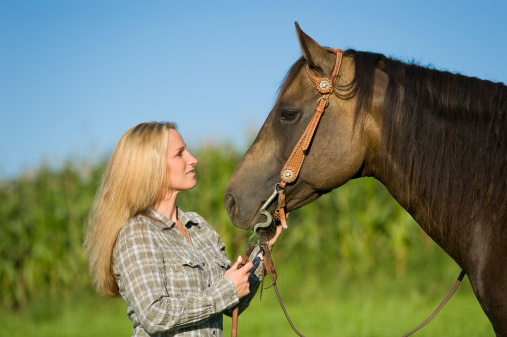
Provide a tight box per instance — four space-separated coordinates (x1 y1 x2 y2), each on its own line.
113 207 262 337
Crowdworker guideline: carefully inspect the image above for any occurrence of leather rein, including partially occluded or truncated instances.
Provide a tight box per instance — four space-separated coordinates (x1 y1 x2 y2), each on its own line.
232 48 465 337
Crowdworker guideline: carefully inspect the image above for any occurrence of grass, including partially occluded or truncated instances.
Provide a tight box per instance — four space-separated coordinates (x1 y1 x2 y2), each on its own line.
0 290 131 337
225 273 493 336
1 263 494 337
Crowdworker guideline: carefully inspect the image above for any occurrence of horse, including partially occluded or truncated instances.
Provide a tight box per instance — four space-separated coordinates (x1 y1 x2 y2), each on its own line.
224 22 507 335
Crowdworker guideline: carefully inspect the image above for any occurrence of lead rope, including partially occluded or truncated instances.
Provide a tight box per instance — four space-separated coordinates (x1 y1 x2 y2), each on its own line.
231 242 256 337
234 228 466 337
402 270 466 336
259 237 305 337
231 231 305 337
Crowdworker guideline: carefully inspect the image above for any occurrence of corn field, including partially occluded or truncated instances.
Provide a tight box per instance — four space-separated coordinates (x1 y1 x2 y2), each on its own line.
0 144 442 311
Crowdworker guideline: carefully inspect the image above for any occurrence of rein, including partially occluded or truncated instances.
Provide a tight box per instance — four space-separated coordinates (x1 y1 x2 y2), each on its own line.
232 48 465 336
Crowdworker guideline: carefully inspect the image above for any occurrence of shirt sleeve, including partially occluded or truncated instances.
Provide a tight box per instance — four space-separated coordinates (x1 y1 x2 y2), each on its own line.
198 215 264 317
114 220 239 335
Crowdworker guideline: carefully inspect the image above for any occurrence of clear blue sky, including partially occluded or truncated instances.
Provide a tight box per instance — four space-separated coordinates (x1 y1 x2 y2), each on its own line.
1 0 506 177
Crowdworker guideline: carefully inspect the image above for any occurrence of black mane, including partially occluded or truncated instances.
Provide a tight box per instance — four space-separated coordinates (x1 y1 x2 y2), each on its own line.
348 50 507 226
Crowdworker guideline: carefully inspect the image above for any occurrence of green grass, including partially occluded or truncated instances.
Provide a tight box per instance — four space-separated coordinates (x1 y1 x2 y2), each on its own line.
0 289 131 337
1 266 494 337
225 273 493 337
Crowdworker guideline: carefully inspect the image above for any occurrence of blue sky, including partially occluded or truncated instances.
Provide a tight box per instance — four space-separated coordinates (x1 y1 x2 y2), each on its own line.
1 0 506 177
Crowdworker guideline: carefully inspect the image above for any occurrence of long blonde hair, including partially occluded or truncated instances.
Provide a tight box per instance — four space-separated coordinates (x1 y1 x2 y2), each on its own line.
84 121 175 297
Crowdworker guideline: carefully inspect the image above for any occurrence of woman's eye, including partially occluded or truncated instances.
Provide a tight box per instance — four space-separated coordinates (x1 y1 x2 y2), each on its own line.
281 110 297 121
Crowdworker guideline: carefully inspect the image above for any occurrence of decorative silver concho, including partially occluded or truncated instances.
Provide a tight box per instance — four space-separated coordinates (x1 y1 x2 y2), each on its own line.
317 78 333 94
281 168 296 183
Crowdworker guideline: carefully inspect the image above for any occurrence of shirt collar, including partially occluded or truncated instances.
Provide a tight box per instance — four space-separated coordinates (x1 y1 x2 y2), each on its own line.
145 207 199 230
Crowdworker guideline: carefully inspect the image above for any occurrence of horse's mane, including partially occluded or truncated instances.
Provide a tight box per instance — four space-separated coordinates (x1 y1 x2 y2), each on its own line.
277 49 507 226
346 49 507 226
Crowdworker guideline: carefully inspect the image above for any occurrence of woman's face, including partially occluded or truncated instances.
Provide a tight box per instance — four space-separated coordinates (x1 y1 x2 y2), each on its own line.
166 129 198 192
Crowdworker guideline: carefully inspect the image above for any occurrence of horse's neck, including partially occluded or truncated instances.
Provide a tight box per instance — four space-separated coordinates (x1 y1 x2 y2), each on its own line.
373 163 465 265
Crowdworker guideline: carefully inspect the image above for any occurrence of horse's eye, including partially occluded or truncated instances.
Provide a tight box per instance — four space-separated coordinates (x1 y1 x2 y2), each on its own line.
280 110 298 121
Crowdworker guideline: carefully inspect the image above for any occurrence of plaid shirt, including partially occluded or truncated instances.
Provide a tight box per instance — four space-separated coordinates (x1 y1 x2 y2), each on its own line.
113 207 262 337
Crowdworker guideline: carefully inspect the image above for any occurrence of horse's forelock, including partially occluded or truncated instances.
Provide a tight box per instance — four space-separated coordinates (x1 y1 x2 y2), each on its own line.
272 57 306 112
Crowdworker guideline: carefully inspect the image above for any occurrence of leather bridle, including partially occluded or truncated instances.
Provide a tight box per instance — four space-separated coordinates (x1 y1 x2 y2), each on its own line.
248 48 344 237
275 48 344 228
232 48 344 337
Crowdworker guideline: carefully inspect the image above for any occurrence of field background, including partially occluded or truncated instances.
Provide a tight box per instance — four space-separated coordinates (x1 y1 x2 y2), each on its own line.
0 144 494 336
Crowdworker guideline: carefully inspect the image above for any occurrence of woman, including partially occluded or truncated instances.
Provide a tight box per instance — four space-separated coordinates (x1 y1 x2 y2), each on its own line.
84 121 282 336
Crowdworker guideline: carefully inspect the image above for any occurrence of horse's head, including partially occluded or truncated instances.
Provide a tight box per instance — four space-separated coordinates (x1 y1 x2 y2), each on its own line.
225 23 384 230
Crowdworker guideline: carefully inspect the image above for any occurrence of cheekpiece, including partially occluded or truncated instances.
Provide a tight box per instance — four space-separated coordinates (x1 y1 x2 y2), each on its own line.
281 168 296 183
316 78 333 94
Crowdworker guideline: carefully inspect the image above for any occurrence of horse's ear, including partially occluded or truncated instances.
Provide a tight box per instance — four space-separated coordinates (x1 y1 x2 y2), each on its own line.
295 22 334 74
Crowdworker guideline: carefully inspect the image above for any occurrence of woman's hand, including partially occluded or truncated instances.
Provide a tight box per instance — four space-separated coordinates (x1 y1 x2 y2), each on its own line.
224 257 253 299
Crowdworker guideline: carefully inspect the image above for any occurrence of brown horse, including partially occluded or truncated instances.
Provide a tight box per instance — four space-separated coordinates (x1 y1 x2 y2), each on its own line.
225 23 507 335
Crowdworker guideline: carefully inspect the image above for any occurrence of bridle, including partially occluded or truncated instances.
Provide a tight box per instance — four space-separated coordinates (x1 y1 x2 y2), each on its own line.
250 48 344 239
276 48 344 227
233 48 464 337
234 48 344 337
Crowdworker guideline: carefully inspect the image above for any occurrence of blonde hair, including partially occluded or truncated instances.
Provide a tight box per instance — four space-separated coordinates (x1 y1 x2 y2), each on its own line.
84 121 175 297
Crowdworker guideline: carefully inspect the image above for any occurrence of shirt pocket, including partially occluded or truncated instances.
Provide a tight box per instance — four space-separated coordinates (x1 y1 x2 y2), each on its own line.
209 258 229 285
164 255 205 295
213 258 228 270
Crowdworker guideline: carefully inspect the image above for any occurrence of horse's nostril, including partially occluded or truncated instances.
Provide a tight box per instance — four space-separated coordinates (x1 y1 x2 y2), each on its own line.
224 193 237 216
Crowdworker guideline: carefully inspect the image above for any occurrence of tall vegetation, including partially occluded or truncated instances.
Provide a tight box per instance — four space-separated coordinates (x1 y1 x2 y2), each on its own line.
0 144 442 310
0 160 106 309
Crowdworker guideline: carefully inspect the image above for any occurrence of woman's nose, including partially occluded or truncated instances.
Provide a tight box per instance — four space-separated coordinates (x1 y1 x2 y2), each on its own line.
187 151 198 165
